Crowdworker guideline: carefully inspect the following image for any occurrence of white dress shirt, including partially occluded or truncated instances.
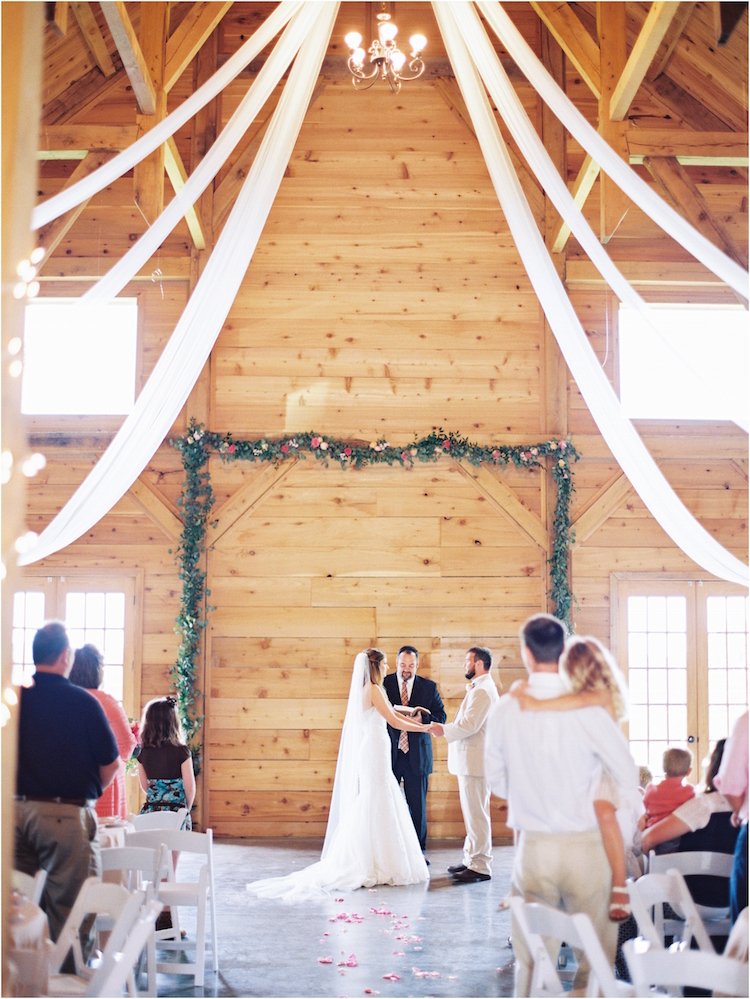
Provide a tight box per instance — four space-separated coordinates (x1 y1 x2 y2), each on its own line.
484 671 637 833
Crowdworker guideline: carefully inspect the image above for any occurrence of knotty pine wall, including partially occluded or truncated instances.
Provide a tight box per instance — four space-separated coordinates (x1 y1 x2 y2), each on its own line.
26 66 747 839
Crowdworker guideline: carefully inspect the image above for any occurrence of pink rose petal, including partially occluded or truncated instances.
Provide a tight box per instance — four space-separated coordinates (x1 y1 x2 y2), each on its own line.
318 956 333 964
363 990 380 995
382 973 401 981
338 954 358 968
392 951 405 957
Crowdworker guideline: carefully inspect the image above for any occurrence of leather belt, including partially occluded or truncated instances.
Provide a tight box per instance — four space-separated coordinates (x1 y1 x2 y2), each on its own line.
15 795 95 807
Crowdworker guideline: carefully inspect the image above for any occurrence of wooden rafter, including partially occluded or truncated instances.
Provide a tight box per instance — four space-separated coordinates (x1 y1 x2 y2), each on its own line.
34 151 119 271
610 2 683 120
164 136 206 249
133 3 168 225
50 2 70 36
456 461 548 552
626 128 749 166
164 1 233 92
716 1 747 45
643 154 748 269
551 154 601 253
71 1 115 76
100 0 157 114
37 124 137 158
598 3 630 242
530 2 601 98
572 473 633 545
647 1 697 80
208 463 299 546
128 476 183 542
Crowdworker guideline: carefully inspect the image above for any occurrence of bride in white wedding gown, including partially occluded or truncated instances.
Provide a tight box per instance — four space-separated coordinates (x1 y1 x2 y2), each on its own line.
247 648 430 900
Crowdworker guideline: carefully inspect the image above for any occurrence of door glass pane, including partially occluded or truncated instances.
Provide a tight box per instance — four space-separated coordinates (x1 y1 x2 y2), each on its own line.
65 591 126 703
706 595 750 746
626 593 689 777
12 591 47 686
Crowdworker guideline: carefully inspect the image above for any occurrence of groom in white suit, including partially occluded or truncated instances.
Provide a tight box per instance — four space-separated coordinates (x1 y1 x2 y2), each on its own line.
430 646 500 882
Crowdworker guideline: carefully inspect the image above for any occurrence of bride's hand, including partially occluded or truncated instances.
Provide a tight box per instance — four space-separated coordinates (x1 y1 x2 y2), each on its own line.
429 722 444 737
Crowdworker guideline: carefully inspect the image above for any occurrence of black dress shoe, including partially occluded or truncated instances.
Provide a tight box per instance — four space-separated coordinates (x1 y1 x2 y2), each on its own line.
447 863 468 875
452 868 491 883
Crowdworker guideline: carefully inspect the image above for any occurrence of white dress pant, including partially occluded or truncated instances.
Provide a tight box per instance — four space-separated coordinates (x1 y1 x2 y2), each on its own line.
511 827 615 997
458 774 492 875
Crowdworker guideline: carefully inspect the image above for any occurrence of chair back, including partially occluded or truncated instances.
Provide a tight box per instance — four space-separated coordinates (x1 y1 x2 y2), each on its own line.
128 807 188 831
629 870 715 952
508 896 633 997
47 877 136 976
100 843 170 894
623 938 748 997
85 899 162 998
12 868 47 906
648 850 733 938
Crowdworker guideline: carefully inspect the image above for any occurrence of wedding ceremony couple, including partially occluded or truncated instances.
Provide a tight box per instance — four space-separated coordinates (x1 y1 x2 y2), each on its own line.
248 616 637 995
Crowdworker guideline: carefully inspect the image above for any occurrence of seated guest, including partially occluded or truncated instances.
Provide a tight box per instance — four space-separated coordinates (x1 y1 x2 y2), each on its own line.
642 740 738 909
641 747 695 848
714 711 748 924
70 644 136 820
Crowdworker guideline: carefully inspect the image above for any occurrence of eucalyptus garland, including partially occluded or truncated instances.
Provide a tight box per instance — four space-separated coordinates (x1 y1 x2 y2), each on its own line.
170 420 580 764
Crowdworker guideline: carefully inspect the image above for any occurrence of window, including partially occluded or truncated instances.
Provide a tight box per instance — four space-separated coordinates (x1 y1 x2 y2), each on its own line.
618 305 748 422
22 298 137 415
12 572 140 713
615 577 749 780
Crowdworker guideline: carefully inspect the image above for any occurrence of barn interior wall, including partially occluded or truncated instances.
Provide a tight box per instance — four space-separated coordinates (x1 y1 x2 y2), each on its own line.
23 23 748 840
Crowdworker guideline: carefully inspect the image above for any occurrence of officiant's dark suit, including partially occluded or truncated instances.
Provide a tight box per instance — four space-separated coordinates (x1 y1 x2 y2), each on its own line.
384 645 446 851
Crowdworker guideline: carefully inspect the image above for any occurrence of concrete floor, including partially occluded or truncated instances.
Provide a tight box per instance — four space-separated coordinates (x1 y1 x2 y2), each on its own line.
154 839 520 998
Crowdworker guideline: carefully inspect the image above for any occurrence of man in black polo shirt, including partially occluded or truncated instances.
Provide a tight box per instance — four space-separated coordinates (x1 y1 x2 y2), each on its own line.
15 620 119 942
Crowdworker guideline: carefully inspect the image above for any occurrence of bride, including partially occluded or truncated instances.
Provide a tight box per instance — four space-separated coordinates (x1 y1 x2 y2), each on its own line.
247 648 431 900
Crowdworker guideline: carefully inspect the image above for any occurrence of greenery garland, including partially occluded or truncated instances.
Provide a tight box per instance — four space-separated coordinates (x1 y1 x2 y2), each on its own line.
170 420 579 766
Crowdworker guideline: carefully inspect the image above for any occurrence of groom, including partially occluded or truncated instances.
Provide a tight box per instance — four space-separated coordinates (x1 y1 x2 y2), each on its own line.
384 645 446 854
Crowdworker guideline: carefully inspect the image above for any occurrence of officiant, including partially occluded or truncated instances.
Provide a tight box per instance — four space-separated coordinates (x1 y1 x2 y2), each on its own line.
384 645 446 855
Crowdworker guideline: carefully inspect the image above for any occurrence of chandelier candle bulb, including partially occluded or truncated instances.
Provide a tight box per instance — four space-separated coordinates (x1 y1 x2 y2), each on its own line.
344 11 426 92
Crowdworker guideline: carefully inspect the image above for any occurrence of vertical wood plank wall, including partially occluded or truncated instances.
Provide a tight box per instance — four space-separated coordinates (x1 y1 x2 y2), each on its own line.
25 45 748 839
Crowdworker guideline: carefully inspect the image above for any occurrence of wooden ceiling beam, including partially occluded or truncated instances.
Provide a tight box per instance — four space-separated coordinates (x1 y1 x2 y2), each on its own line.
49 2 70 36
626 128 749 166
715 1 747 45
71 1 116 76
610 2 683 120
529 2 601 98
36 256 190 281
133 4 168 225
37 124 138 157
164 1 233 92
164 136 206 250
34 151 118 271
646 1 697 80
550 153 601 253
598 3 630 242
643 154 748 270
566 258 728 288
100 1 157 114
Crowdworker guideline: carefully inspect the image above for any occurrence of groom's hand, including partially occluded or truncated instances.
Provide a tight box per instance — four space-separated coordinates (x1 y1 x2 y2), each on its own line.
429 722 444 737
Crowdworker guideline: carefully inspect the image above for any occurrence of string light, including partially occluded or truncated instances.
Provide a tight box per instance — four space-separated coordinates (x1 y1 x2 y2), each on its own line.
7 337 22 355
21 453 46 477
14 531 39 555
8 359 23 378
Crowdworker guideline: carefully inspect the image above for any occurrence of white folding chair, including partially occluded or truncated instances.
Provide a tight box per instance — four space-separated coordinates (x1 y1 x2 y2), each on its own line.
127 808 188 831
623 937 748 998
125 827 218 987
508 896 634 997
47 881 146 997
648 850 734 941
85 900 163 998
12 868 47 906
99 845 169 995
628 870 716 952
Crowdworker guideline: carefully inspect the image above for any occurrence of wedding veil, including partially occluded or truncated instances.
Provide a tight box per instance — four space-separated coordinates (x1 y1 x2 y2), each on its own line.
322 650 369 859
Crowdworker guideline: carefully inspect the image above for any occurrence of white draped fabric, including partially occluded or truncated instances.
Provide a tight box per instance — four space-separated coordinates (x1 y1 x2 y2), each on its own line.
19 1 340 565
477 1 749 302
31 0 303 230
20 0 748 588
434 1 748 587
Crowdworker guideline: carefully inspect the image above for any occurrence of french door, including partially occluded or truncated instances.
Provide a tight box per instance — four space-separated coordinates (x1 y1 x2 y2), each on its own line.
614 577 749 781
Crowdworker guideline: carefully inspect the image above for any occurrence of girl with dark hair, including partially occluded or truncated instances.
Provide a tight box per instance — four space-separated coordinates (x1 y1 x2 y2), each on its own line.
70 644 136 820
137 696 195 829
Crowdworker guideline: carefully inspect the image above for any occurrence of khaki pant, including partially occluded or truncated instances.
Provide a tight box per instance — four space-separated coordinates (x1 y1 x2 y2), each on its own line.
15 800 101 944
511 828 615 997
458 774 492 875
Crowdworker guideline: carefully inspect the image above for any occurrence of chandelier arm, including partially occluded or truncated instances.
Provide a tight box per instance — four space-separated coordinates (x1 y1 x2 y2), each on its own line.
394 58 425 82
347 57 379 81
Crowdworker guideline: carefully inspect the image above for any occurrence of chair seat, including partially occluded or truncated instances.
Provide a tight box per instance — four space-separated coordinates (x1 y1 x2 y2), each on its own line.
156 883 206 906
46 973 89 997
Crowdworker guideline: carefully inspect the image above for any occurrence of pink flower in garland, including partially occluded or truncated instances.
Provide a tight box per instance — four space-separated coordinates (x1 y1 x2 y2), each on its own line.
311 436 321 449
442 439 451 450
281 444 289 454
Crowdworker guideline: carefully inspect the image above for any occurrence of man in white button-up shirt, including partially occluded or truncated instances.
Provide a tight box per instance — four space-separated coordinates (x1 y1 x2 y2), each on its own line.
485 614 637 996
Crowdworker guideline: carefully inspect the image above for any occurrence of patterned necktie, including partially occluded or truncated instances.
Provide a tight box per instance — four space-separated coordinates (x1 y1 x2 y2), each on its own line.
398 680 409 753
